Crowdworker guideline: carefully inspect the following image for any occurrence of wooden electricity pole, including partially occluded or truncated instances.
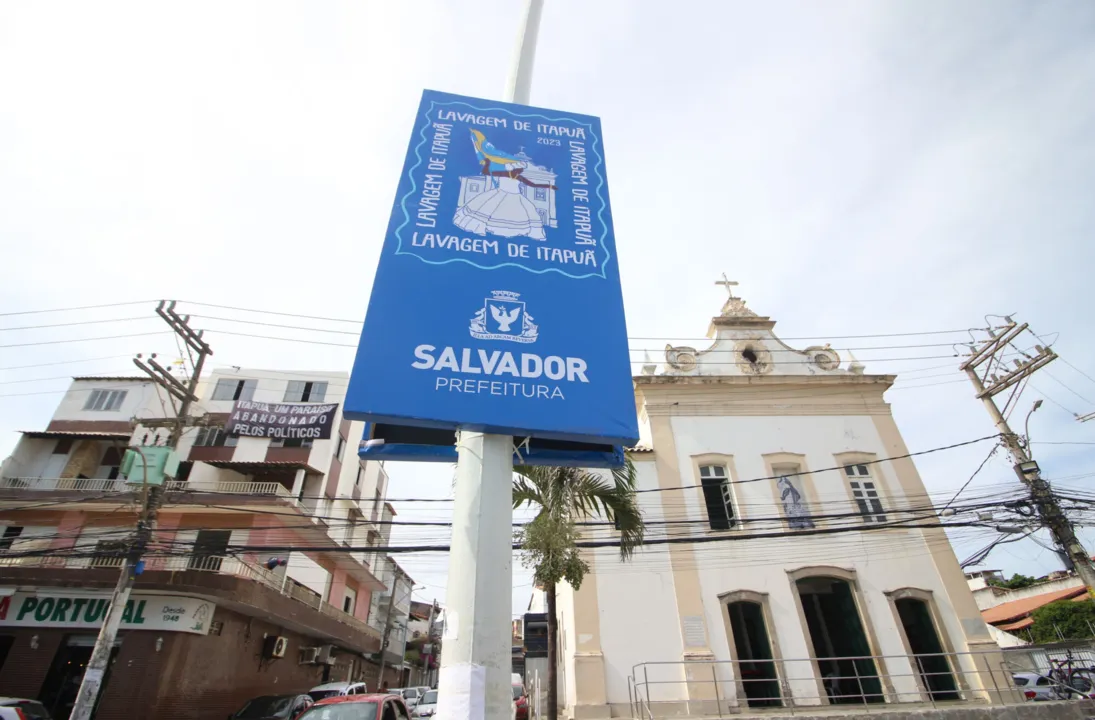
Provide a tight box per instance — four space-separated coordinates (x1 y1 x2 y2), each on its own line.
70 301 212 720
961 320 1095 595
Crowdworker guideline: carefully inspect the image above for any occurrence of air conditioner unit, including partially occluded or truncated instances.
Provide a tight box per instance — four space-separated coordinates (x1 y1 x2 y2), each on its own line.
269 636 289 659
316 644 337 665
299 647 320 665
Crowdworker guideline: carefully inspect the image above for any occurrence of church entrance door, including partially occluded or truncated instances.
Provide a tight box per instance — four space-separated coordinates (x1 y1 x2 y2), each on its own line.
796 577 884 704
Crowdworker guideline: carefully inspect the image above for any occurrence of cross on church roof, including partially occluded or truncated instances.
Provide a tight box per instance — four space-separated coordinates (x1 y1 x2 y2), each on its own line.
715 274 739 299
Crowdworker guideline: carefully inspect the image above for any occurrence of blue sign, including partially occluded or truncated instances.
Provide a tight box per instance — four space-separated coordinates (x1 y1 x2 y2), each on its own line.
345 90 638 446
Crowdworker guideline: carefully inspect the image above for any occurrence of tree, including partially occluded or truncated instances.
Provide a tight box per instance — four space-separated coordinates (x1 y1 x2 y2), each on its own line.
989 573 1038 590
513 459 644 720
1029 599 1095 643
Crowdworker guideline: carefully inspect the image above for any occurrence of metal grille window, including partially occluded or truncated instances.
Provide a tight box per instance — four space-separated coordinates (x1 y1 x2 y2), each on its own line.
83 389 127 411
193 427 238 447
211 379 256 401
284 380 327 402
845 464 886 522
699 464 735 530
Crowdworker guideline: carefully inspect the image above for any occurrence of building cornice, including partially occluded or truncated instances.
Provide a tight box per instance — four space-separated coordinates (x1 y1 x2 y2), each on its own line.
634 373 896 417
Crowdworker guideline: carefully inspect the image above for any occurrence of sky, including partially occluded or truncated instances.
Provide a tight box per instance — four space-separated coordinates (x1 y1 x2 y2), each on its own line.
1 0 1095 620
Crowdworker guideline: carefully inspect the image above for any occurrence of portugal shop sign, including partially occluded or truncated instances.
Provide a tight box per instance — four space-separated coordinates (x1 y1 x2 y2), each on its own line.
0 592 214 635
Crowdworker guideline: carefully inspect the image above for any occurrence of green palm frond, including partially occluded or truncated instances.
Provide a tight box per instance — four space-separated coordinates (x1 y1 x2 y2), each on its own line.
513 457 644 560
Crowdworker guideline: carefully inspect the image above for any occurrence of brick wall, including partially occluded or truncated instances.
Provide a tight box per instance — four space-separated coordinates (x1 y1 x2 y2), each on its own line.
0 630 61 699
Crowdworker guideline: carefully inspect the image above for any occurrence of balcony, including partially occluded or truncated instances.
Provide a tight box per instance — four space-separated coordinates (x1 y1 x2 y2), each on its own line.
0 476 292 499
0 552 377 640
0 477 130 493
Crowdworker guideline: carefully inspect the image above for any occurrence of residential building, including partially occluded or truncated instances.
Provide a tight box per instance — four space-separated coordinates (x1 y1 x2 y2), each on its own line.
551 295 1018 718
0 369 403 719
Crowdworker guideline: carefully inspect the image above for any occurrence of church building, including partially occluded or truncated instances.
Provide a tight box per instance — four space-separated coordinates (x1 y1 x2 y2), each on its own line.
551 289 1015 718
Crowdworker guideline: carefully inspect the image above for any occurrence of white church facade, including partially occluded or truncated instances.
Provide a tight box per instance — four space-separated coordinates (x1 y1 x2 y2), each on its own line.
552 292 1016 718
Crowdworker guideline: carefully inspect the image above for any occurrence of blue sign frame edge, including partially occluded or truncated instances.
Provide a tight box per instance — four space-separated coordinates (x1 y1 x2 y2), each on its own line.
344 89 639 448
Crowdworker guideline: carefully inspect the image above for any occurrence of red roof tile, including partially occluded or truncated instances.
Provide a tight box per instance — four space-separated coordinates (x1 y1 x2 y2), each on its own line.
982 586 1088 625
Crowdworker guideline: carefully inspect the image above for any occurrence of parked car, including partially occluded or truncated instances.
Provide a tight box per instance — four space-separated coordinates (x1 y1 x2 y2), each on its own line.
413 690 438 718
410 689 513 720
231 694 313 719
295 693 408 720
391 688 421 709
308 682 369 702
1013 673 1058 701
0 698 51 720
512 684 528 720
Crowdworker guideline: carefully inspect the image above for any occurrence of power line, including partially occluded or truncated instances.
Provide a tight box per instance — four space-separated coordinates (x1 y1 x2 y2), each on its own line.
1058 356 1095 389
634 434 1000 492
0 300 158 318
0 355 136 372
0 317 152 332
0 331 171 349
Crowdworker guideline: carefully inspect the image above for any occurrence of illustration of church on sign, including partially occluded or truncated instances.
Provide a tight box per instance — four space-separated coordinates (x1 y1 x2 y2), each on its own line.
454 134 558 241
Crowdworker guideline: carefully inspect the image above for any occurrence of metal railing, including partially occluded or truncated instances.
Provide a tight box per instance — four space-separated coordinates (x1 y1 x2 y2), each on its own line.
0 477 293 497
628 650 1025 718
162 480 292 497
0 477 130 493
161 554 378 638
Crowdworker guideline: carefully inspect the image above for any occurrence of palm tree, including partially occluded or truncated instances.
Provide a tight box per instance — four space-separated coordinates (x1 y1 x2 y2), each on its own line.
513 458 644 720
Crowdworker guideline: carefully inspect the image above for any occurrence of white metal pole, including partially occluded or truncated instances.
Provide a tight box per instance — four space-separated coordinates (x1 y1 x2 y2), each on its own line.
437 4 541 720
504 0 544 105
437 432 515 720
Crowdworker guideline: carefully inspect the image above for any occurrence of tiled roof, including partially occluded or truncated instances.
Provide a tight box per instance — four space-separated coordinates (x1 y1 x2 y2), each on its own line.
997 618 1034 632
20 430 131 439
627 446 654 453
982 586 1088 626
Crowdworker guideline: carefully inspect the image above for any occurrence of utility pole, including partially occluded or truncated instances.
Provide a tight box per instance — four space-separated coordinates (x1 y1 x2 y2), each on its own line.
961 320 1095 594
424 600 439 685
70 301 212 720
438 4 541 720
376 566 401 689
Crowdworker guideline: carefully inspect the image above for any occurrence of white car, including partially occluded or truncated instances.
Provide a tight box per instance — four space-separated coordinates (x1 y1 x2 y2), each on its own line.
0 698 52 719
307 681 369 701
414 689 438 718
392 688 421 709
413 689 514 720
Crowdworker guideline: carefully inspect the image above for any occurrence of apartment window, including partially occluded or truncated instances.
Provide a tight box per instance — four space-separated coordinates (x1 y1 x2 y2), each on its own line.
343 588 357 615
336 436 346 461
698 464 735 530
355 465 364 488
0 526 24 551
83 389 127 412
211 379 256 402
284 380 327 403
845 464 887 523
193 427 238 447
270 437 313 449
